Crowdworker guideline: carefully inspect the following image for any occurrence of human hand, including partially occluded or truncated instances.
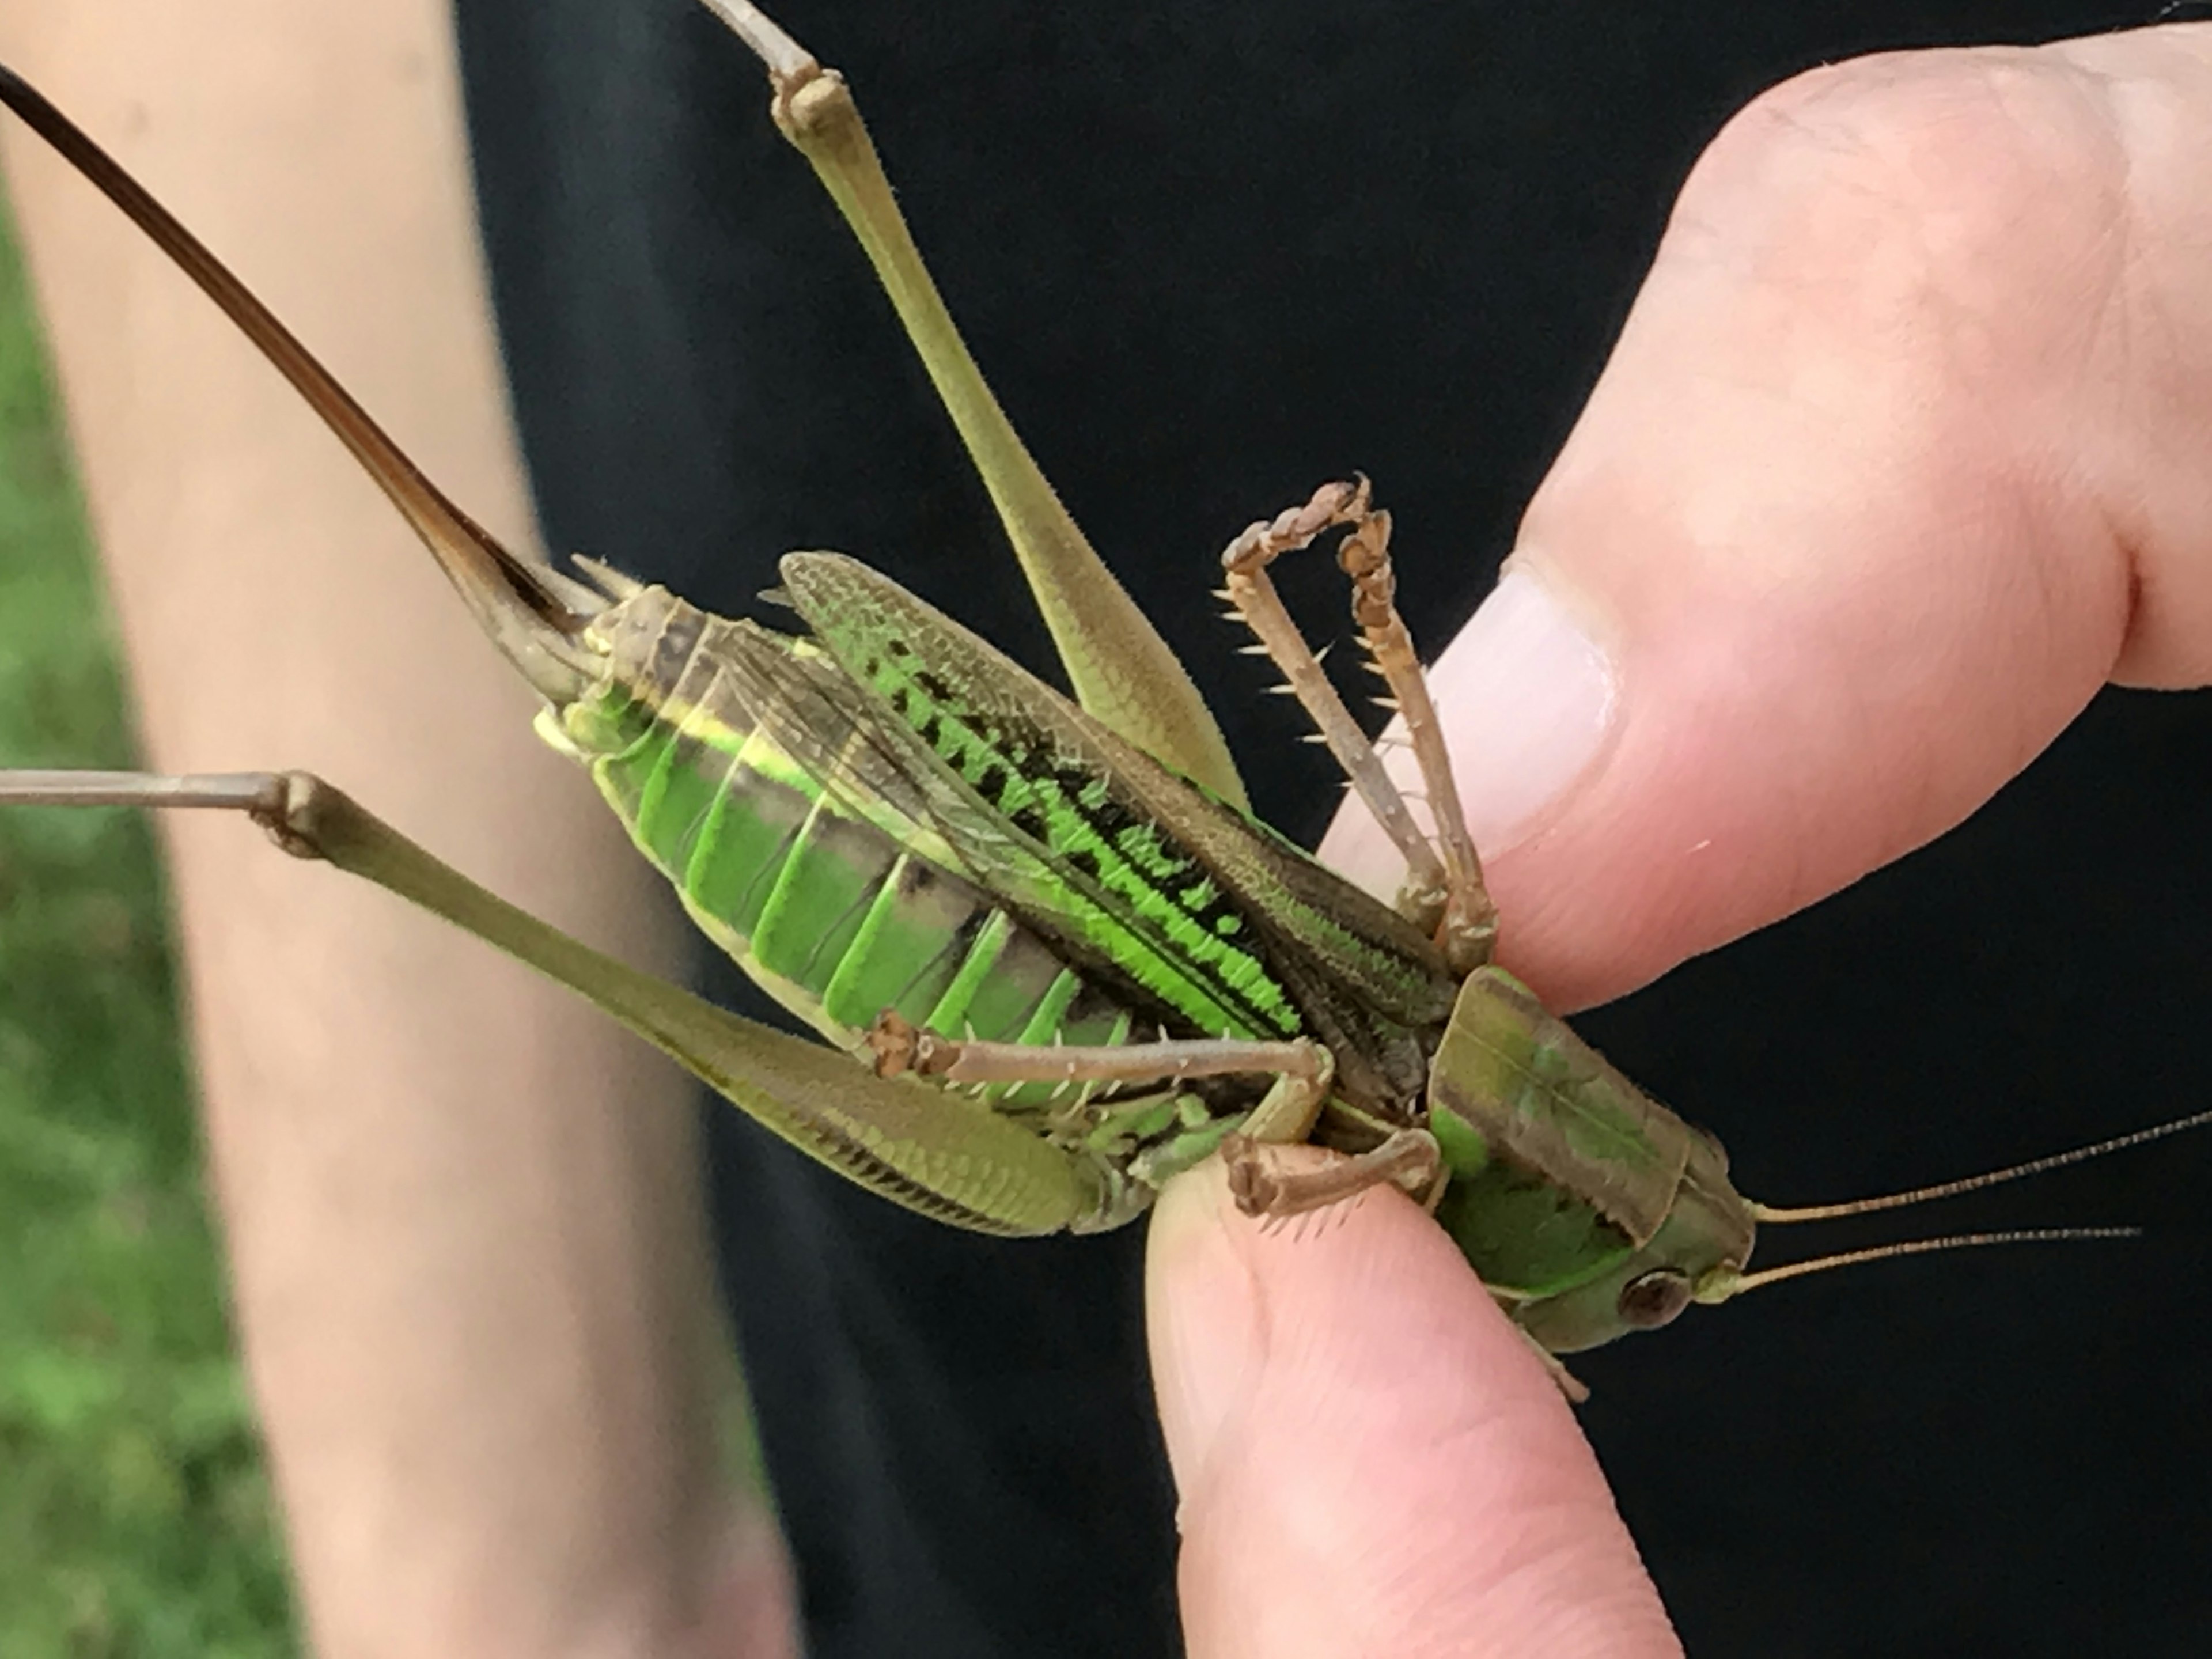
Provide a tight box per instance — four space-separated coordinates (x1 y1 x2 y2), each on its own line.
1148 28 2212 1657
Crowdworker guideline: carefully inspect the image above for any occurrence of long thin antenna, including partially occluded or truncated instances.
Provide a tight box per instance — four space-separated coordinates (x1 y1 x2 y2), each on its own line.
1725 1226 2140 1296
1749 1105 2212 1225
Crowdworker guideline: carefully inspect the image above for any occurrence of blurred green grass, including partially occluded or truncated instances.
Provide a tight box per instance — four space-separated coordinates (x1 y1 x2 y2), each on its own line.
0 197 295 1652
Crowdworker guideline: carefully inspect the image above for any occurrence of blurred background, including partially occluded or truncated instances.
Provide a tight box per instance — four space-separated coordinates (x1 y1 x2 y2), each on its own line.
0 197 293 1653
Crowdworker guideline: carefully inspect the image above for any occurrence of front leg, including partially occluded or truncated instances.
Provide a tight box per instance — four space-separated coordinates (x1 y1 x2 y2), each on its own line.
1219 479 1497 971
1218 1128 1444 1219
1223 1132 1590 1402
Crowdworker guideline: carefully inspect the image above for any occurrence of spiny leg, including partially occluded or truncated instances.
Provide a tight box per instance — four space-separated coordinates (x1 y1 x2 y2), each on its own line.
866 1011 1335 1191
1218 1127 1443 1218
1336 505 1495 971
1219 480 1448 926
865 1009 1336 1148
1219 1126 1588 1401
1218 479 1497 971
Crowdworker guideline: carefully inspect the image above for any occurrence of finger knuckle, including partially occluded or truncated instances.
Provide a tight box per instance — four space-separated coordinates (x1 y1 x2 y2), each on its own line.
1672 47 2126 352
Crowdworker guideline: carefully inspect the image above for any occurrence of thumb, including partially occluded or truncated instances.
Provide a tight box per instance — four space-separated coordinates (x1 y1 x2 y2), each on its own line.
1324 33 2212 1009
1146 1157 1679 1659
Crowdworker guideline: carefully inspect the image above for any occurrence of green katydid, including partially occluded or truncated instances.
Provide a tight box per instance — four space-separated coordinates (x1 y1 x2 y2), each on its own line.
0 0 2202 1399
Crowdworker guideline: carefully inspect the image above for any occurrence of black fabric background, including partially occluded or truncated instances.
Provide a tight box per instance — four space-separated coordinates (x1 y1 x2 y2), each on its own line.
453 3 2212 1653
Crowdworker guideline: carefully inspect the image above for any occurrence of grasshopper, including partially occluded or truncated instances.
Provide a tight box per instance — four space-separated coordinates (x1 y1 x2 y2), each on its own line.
0 0 2199 1405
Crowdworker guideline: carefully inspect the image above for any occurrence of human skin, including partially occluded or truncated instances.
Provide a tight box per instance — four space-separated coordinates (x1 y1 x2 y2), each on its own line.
0 2 794 1654
1149 28 2212 1658
7 7 2211 1659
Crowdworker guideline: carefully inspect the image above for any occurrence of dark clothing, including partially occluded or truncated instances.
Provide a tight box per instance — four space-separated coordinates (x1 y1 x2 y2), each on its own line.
453 4 2212 1653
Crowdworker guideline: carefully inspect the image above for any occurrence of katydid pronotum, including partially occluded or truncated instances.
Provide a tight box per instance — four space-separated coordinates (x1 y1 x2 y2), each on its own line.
1 0 2206 1409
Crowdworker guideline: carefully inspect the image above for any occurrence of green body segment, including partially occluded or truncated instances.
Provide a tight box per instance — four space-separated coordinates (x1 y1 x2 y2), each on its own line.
541 588 1166 1118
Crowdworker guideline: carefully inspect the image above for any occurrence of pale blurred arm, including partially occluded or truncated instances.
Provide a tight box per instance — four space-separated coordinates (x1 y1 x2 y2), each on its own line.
0 1 792 1653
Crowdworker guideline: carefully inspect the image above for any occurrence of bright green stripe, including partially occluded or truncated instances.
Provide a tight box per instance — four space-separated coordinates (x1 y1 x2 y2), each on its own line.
749 796 892 995
818 853 915 1028
681 735 816 940
1014 969 1083 1047
925 910 1015 1036
937 711 1286 1037
952 931 1057 1047
990 969 1089 1111
631 722 683 853
819 854 968 1031
583 690 671 841
810 635 1296 1040
1113 821 1183 881
680 735 741 894
1077 883 1277 1032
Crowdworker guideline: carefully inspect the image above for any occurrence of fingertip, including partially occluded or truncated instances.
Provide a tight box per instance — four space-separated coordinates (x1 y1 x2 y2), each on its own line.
1146 1159 1675 1657
1145 1160 1268 1504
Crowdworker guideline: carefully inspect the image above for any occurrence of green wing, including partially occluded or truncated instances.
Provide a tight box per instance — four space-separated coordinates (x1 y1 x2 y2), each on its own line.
770 554 1458 1096
713 608 1305 1046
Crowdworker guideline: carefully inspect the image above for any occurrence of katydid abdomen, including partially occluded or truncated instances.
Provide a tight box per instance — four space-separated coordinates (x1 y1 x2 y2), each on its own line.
542 582 1181 1120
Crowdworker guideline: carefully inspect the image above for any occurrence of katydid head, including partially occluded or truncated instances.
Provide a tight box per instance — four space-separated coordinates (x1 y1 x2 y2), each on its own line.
1508 1129 1758 1354
1428 965 2212 1355
1557 1097 2212 1354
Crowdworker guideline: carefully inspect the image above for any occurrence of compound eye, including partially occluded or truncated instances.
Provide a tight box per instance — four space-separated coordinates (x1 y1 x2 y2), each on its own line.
1616 1269 1694 1330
